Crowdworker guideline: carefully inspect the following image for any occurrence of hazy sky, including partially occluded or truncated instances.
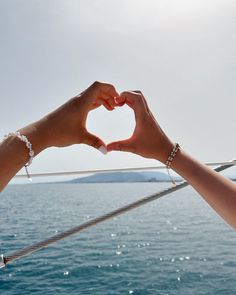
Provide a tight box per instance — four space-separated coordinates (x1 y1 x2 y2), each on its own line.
0 0 235 178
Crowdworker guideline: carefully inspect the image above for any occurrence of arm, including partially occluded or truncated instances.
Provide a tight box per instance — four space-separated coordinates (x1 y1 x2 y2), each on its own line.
107 91 236 229
172 150 236 228
0 81 119 192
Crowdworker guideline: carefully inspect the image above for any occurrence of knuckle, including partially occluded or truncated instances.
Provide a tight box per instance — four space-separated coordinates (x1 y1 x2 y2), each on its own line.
104 83 115 94
120 91 130 98
127 91 142 100
108 84 115 92
134 94 142 103
133 90 142 94
92 80 101 87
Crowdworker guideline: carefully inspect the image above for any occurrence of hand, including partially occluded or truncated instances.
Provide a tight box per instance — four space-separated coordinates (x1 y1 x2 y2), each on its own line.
47 81 120 149
107 91 174 163
20 81 119 153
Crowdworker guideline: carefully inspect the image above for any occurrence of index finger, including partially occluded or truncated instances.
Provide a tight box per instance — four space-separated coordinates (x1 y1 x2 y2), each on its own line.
99 82 119 99
82 81 120 111
119 91 149 123
93 81 120 110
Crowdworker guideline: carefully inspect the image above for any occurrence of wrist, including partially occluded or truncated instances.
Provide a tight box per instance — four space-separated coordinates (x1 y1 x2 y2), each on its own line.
153 138 175 164
18 117 52 156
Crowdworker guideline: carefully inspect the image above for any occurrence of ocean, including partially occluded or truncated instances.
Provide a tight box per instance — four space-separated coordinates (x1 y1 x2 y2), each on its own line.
0 182 236 295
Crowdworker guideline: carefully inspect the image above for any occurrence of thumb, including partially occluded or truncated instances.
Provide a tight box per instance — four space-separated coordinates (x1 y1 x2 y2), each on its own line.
107 139 134 153
82 131 107 154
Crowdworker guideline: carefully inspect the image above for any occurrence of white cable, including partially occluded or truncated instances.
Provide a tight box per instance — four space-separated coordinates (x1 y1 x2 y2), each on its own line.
1 159 235 269
13 160 236 178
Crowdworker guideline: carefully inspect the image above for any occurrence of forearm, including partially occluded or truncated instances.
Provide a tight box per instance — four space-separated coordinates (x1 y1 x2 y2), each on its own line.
0 118 50 192
169 149 236 228
108 90 236 229
0 82 118 192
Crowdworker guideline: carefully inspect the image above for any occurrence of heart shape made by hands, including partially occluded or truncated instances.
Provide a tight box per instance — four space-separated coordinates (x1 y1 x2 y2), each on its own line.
87 104 135 151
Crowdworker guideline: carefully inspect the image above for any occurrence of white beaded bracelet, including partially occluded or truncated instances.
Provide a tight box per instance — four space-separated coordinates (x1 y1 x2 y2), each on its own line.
166 143 180 186
4 131 35 180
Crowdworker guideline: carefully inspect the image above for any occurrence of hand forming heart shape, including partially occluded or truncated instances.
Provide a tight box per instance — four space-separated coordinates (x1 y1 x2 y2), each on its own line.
42 81 173 164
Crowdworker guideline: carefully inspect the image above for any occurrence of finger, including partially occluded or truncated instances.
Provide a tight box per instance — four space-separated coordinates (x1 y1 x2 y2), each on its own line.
131 91 158 123
87 81 120 111
107 139 135 153
114 95 126 107
82 131 107 154
91 98 114 110
126 90 156 123
120 91 149 123
106 97 117 108
100 83 119 110
100 82 119 99
99 94 117 109
130 90 150 114
93 96 114 111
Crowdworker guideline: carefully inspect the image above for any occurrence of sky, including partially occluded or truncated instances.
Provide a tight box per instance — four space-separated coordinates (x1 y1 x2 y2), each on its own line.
0 0 236 180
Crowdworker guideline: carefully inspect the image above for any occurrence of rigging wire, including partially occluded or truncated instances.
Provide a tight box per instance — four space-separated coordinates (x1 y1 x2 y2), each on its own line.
1 159 235 269
14 160 236 178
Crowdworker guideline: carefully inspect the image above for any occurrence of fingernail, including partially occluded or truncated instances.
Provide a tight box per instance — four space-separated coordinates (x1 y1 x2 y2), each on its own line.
98 145 108 155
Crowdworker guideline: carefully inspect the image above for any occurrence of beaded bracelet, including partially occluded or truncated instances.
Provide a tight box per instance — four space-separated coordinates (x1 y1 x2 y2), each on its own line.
166 143 180 186
4 131 35 181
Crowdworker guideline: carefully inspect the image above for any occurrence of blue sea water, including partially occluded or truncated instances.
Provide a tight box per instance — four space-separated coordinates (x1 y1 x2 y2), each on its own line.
0 182 236 295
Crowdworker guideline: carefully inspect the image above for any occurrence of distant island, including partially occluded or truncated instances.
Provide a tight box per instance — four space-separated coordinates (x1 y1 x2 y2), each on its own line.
69 171 182 183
